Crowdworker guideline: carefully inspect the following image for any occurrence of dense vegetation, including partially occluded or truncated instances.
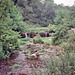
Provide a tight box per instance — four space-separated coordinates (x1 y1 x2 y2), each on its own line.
0 1 75 74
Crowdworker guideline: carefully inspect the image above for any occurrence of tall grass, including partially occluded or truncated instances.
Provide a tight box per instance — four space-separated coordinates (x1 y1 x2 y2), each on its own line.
60 34 75 52
34 53 75 75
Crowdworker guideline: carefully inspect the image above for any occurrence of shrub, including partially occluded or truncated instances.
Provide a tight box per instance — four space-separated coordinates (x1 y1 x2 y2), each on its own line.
39 32 45 37
0 30 20 60
52 25 69 45
2 35 20 51
33 35 44 44
48 24 56 33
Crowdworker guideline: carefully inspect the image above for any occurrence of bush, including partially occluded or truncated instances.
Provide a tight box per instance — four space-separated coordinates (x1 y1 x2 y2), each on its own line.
48 24 56 33
52 25 69 45
0 30 20 60
33 35 44 44
39 32 45 37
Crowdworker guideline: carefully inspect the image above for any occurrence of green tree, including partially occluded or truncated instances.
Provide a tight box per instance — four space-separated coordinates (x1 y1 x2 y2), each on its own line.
41 0 55 25
70 6 75 28
52 25 69 45
16 0 55 27
54 5 75 28
0 0 25 32
0 0 24 59
54 8 71 25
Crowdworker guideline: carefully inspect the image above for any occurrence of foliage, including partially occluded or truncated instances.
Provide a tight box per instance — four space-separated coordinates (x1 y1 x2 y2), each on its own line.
54 6 75 28
41 0 55 25
15 0 55 27
52 25 69 45
69 6 75 28
0 0 24 32
0 0 75 60
33 34 44 44
0 42 5 59
0 30 20 59
54 8 70 25
48 24 56 33
41 37 52 45
39 32 45 37
0 0 22 60
60 34 75 52
14 0 75 27
34 53 75 75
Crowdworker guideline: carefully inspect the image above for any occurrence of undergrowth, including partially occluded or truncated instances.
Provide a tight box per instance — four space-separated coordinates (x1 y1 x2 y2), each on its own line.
34 53 75 75
33 34 44 44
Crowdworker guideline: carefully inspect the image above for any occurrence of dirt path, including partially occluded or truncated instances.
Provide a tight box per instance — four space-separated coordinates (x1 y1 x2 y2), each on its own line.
0 42 60 75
